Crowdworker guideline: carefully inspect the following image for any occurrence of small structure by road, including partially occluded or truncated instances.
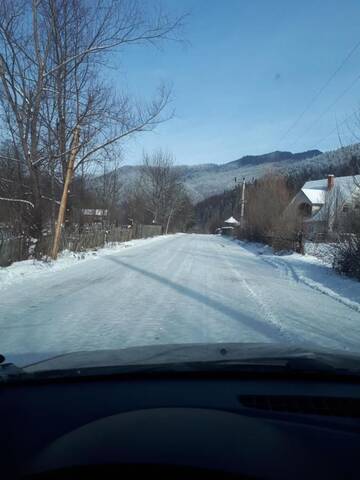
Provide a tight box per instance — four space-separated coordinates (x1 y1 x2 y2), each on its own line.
216 216 240 236
224 216 240 227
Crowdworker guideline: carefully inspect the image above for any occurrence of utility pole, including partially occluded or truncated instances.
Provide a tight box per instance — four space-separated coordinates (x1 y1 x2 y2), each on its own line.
233 177 237 213
51 126 81 260
240 177 246 227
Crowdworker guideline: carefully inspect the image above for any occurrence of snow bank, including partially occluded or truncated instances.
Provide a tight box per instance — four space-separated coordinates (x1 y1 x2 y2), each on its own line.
0 234 168 291
234 238 360 314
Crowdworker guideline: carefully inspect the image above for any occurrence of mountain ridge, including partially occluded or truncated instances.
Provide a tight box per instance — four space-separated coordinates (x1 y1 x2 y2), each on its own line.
102 145 360 202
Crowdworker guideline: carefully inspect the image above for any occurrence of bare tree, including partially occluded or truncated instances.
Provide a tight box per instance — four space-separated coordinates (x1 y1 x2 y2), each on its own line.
0 0 184 258
139 150 190 232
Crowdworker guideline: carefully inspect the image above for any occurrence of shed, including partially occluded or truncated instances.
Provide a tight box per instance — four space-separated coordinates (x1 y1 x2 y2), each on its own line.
224 216 240 226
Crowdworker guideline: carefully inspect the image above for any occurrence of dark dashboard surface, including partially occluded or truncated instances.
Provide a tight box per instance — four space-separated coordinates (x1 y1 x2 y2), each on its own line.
2 374 360 479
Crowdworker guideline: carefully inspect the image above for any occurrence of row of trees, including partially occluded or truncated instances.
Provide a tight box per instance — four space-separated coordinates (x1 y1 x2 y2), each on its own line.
0 0 184 257
195 186 242 234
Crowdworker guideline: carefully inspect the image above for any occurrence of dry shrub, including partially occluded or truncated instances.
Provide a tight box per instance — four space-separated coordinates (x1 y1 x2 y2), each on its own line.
239 173 300 250
333 235 360 280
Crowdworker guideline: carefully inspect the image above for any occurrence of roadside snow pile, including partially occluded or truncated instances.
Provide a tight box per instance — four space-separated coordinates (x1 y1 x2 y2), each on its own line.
232 239 273 256
280 252 360 313
0 235 168 291
235 238 360 314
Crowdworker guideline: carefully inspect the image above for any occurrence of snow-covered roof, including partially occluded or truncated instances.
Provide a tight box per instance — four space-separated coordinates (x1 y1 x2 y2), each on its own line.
301 175 360 205
301 188 326 204
303 175 360 222
224 216 240 225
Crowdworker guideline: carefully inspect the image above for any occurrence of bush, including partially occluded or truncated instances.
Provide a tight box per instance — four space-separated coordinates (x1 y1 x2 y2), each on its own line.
333 235 360 280
237 173 301 251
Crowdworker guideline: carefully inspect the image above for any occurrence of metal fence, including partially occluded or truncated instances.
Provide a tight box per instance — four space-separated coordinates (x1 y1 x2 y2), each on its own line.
0 223 162 267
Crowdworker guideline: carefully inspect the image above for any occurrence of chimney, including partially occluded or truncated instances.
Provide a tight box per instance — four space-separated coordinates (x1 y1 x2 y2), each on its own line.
327 174 335 191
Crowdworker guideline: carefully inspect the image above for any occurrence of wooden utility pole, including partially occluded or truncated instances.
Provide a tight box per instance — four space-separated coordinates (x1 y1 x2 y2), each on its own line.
233 177 237 214
240 177 246 227
51 126 81 260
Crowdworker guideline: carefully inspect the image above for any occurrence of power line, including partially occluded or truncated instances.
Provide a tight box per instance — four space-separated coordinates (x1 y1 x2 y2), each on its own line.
305 112 355 151
279 37 360 143
289 71 360 149
312 111 357 147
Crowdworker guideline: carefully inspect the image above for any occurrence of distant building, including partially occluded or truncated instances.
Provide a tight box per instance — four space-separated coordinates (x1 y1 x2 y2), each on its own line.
79 208 108 227
81 209 108 218
288 174 360 236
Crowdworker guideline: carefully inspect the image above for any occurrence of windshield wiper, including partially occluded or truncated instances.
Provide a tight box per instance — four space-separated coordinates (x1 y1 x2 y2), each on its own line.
0 354 27 383
1 353 359 384
0 362 26 383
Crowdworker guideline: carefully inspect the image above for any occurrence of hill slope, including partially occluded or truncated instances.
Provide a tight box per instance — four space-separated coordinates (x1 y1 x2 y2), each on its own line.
103 144 360 202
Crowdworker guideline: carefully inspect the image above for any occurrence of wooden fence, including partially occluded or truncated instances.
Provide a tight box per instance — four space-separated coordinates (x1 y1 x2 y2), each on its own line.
0 233 29 267
0 223 162 267
269 235 304 254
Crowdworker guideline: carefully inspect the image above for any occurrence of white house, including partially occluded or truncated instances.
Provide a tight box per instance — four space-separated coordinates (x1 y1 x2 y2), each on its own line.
288 174 360 235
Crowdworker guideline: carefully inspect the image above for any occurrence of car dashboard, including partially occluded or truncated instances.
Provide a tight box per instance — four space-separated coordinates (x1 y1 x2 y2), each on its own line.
1 371 360 479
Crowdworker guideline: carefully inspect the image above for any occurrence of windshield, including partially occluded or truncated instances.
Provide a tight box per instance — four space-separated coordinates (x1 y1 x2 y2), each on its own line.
1 0 360 370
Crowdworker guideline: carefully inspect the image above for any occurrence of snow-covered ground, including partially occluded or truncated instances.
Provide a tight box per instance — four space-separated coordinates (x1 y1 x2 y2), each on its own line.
1 233 360 366
0 235 167 291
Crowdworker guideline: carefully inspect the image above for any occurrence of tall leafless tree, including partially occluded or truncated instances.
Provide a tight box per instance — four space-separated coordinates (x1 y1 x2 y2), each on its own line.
139 149 191 232
0 0 184 257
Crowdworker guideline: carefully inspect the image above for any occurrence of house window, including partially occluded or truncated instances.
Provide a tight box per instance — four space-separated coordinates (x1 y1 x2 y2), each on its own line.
298 203 312 217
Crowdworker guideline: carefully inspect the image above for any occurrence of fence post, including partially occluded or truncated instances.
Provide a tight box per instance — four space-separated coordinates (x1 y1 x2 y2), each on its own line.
297 231 304 255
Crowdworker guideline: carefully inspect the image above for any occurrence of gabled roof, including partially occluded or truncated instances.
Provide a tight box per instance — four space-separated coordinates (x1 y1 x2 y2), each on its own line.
301 175 360 206
304 175 360 222
301 188 326 204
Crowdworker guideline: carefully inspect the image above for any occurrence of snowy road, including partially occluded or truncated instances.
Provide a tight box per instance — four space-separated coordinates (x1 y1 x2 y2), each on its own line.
1 233 360 363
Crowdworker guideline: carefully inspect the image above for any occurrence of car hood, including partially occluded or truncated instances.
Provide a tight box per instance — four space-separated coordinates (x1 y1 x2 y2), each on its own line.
22 342 360 374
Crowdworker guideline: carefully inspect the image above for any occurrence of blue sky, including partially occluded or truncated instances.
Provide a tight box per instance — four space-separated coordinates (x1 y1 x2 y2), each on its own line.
111 0 360 165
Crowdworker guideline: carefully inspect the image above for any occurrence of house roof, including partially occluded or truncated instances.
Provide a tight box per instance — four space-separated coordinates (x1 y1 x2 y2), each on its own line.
224 216 239 225
304 175 360 222
301 175 360 206
301 187 326 204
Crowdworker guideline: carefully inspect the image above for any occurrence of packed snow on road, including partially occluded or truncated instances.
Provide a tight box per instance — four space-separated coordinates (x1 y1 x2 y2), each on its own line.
1 233 360 366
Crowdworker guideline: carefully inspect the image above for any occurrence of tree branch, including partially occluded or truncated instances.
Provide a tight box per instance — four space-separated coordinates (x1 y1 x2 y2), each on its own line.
0 196 34 207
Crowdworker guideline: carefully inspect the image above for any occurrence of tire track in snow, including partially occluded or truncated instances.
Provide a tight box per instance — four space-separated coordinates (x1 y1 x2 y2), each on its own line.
261 255 360 314
220 243 300 345
261 256 300 283
231 242 360 350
